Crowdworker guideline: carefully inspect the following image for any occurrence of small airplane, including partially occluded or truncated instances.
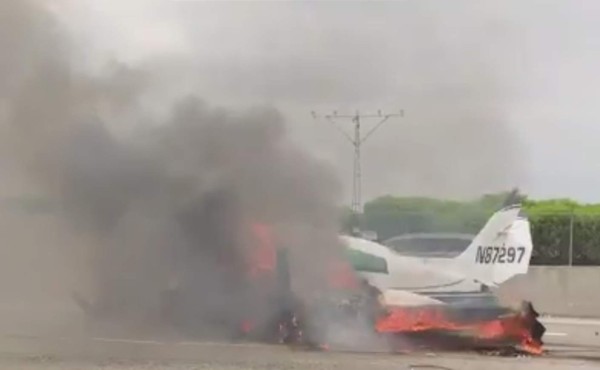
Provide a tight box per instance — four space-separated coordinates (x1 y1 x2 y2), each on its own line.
341 204 533 308
337 205 544 353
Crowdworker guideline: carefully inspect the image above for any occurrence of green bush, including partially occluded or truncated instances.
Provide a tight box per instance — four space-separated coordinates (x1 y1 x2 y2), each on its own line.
340 193 600 265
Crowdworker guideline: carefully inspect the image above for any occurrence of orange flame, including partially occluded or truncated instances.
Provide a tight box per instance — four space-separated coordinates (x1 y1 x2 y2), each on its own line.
376 307 459 333
376 306 543 355
246 222 277 278
327 260 360 290
240 319 255 334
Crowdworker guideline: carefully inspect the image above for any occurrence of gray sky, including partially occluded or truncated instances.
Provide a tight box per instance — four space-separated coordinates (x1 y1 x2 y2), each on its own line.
47 0 600 202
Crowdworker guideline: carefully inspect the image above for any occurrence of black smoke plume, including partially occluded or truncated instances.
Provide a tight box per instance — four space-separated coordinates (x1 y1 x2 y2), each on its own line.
0 0 343 338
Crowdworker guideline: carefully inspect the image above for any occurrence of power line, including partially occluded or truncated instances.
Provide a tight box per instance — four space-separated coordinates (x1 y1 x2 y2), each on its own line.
311 109 403 215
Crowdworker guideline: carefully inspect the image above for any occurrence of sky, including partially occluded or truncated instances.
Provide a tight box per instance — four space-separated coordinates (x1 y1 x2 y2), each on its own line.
33 0 600 202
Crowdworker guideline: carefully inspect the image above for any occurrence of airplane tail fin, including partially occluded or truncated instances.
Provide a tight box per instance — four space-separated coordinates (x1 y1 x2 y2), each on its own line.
454 204 533 287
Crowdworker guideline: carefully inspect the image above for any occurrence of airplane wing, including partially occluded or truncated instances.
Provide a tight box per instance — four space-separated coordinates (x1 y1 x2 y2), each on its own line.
379 289 445 307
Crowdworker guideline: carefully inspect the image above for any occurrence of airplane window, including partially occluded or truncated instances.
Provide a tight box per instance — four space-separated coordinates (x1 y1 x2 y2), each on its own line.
345 249 389 274
385 236 472 257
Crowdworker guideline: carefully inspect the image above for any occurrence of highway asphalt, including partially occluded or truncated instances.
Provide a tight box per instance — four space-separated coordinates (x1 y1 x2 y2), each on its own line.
0 306 599 369
0 333 598 370
539 316 600 360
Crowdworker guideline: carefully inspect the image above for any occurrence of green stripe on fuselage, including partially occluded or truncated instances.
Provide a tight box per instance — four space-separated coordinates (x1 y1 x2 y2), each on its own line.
345 249 389 274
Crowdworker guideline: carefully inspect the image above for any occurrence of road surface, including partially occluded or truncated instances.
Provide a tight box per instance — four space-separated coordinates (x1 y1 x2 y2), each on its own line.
0 306 598 370
0 334 598 370
540 316 600 360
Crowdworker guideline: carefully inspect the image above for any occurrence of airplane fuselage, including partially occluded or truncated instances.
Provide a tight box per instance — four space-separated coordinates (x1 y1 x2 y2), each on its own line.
342 235 493 307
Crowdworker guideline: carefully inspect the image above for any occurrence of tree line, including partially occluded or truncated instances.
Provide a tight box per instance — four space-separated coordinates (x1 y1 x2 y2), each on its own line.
341 191 600 265
3 194 600 265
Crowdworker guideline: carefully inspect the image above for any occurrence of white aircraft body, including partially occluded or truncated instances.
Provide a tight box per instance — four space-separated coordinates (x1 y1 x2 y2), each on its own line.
341 205 533 307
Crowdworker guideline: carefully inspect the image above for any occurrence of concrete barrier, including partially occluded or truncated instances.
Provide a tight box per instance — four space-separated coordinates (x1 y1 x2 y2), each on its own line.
495 266 600 317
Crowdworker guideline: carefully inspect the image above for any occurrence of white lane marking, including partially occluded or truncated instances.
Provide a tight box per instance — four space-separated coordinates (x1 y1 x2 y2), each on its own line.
2 333 274 348
92 337 165 345
177 341 269 348
91 338 263 347
545 332 568 337
541 317 600 326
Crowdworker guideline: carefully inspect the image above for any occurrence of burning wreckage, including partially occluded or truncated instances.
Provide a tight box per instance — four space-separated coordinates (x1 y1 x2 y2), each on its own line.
232 204 545 354
75 203 545 355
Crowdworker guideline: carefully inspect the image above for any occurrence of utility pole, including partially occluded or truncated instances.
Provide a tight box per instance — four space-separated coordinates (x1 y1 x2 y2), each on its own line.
311 109 403 216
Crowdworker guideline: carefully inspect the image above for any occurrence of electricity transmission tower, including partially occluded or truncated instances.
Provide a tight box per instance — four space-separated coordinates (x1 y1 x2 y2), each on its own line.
311 109 403 215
